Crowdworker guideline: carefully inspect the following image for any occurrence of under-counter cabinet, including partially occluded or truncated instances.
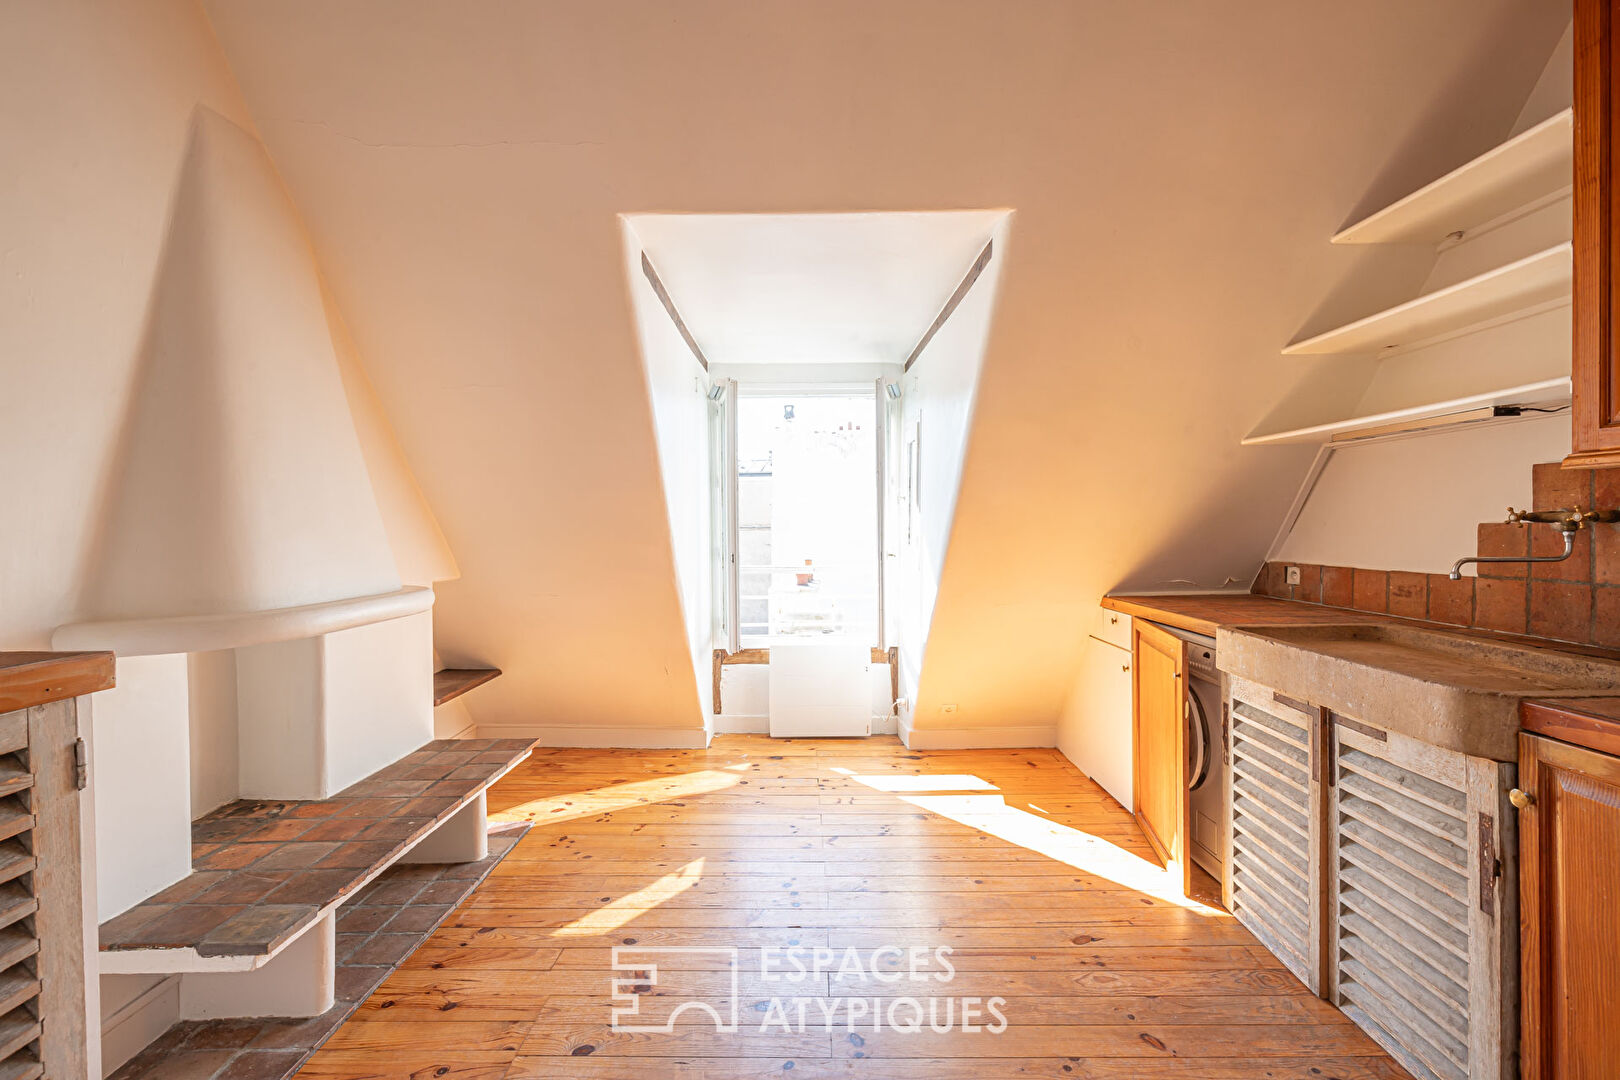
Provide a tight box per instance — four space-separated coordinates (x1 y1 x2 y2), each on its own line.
1516 698 1620 1079
0 652 112 1080
1225 677 1326 993
1223 677 1517 1080
1327 717 1515 1080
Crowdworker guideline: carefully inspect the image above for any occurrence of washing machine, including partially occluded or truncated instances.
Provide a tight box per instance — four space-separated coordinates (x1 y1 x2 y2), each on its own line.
1180 631 1228 881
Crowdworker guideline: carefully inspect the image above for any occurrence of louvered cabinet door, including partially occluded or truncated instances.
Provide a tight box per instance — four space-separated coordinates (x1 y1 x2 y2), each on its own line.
0 702 87 1080
1224 677 1324 994
1328 718 1514 1080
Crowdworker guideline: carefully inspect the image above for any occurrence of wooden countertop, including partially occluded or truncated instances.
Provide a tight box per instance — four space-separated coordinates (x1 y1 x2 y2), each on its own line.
1521 697 1620 757
1100 593 1391 637
0 651 115 713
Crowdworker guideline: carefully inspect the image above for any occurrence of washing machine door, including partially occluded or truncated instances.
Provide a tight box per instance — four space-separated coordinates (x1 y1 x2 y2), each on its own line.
1185 684 1211 791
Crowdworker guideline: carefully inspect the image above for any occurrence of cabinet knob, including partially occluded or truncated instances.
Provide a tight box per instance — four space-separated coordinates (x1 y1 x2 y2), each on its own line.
1121 664 1130 673
1509 788 1534 809
1110 615 1119 624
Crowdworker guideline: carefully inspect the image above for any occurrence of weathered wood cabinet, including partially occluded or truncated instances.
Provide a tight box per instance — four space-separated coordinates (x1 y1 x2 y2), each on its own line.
1516 705 1620 1079
1327 718 1515 1080
0 652 111 1080
1224 676 1326 994
1223 676 1517 1080
1570 0 1620 468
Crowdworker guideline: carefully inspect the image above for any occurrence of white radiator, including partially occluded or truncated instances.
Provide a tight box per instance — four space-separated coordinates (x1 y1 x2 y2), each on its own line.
768 643 871 737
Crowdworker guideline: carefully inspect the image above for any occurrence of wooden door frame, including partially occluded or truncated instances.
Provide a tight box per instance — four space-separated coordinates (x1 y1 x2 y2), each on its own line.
1131 620 1191 895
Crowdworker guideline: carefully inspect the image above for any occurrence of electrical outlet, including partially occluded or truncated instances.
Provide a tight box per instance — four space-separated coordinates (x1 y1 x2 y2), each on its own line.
940 703 958 715
1285 565 1301 586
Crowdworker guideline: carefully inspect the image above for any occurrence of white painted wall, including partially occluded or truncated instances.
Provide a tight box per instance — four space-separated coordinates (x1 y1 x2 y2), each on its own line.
1275 416 1570 574
891 220 1008 734
187 650 240 818
1274 26 1576 578
326 278 460 589
0 0 257 647
322 610 435 791
434 698 476 739
0 0 453 650
78 107 401 623
238 611 435 799
235 636 324 800
100 974 178 1078
621 221 715 730
92 654 192 921
201 0 1568 743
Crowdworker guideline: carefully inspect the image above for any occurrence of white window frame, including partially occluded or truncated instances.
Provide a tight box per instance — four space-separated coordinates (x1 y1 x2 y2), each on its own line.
719 380 887 653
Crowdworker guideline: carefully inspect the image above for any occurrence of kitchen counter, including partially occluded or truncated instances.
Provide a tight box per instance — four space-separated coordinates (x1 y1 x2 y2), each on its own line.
1521 696 1620 756
1105 593 1620 761
1105 591 1620 659
1100 592 1392 636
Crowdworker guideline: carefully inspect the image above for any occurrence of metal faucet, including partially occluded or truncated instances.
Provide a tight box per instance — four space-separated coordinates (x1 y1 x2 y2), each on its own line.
1449 505 1620 580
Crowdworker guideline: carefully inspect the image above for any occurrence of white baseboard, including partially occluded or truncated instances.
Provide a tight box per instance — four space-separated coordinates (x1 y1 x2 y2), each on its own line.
902 723 1058 750
474 724 712 749
100 975 179 1078
712 714 899 735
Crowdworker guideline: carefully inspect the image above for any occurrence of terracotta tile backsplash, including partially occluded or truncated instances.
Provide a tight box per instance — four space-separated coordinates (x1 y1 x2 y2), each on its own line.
1387 571 1427 618
1321 565 1353 608
1256 461 1620 647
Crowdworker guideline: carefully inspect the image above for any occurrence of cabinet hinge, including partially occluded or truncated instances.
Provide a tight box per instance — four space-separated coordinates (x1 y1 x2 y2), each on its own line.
1477 812 1499 916
73 738 88 791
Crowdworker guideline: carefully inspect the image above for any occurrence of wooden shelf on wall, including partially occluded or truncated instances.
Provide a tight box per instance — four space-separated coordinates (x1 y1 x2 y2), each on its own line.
1240 376 1571 446
433 667 501 707
1332 109 1573 246
1281 243 1571 356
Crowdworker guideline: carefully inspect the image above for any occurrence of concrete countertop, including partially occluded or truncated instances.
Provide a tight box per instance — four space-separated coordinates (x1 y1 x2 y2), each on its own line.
1102 593 1620 762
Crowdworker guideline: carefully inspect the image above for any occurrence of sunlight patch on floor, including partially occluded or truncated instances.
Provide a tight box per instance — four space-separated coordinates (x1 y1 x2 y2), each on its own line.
899 792 1224 913
843 772 1000 792
551 858 708 936
491 769 747 824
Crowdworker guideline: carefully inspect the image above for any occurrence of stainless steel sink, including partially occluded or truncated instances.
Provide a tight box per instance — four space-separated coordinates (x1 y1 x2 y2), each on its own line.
1216 622 1620 761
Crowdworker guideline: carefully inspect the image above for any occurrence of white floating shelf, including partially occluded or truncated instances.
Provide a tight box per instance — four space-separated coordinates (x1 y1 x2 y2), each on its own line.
1282 242 1571 356
1332 109 1573 245
1241 377 1571 446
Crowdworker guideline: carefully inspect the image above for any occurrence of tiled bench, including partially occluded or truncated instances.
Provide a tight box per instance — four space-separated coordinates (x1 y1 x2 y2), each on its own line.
100 738 535 976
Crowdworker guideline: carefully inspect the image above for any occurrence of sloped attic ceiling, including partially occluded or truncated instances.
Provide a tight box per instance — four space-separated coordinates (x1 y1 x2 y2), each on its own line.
202 0 1567 735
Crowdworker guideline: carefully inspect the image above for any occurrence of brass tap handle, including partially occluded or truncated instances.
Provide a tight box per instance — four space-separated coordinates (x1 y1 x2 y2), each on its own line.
1509 788 1534 810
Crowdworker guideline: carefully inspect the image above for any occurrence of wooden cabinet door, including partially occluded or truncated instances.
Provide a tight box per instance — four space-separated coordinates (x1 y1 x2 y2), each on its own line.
1131 621 1190 896
1570 0 1620 467
1519 732 1620 1079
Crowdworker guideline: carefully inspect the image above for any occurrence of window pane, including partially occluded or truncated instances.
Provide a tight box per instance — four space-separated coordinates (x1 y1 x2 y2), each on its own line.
735 392 877 647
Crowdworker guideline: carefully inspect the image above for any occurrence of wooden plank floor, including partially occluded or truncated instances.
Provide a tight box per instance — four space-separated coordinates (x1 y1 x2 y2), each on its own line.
296 735 1410 1080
